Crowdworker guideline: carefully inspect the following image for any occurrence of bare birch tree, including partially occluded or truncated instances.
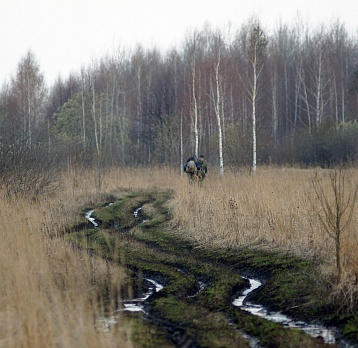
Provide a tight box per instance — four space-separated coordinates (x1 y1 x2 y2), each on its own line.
183 31 202 157
11 51 47 145
80 69 87 149
240 22 267 172
270 44 279 146
191 52 199 156
300 29 330 131
209 34 225 176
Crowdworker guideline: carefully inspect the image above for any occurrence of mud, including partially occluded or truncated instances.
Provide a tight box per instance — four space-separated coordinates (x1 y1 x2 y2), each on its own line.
68 190 358 347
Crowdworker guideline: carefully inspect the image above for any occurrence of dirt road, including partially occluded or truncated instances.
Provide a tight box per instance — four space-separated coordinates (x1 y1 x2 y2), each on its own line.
67 190 356 347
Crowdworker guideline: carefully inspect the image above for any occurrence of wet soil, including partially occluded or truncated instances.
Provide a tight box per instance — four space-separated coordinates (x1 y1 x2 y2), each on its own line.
66 190 358 348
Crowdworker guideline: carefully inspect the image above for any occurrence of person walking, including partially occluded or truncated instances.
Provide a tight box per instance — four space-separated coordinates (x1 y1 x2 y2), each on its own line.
198 154 207 181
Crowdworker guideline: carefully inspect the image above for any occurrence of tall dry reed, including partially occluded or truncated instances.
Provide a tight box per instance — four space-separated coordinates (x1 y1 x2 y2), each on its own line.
79 165 358 284
2 165 357 347
172 167 358 287
58 164 358 313
0 182 131 347
0 166 182 347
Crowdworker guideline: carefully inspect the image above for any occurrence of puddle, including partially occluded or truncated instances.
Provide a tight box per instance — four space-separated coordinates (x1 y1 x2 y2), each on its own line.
86 204 148 228
85 203 113 227
121 278 163 313
133 206 148 223
188 281 206 298
133 207 142 217
85 209 99 227
233 277 344 346
96 278 163 333
87 207 352 346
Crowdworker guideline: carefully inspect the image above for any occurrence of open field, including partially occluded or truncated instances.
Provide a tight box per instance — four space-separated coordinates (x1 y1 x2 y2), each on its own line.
173 167 358 278
0 166 357 347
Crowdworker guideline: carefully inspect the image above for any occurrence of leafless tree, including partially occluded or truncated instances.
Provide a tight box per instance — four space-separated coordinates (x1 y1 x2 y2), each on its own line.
209 32 225 176
312 168 358 280
239 20 268 172
4 20 358 169
10 51 47 145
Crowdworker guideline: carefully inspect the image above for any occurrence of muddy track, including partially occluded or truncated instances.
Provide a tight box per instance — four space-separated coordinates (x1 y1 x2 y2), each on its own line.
66 190 358 348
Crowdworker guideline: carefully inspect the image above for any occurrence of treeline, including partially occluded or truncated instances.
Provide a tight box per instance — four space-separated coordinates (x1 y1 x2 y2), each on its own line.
2 18 358 175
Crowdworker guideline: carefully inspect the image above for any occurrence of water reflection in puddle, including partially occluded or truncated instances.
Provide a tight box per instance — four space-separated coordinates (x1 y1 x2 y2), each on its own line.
87 208 350 346
96 278 163 333
133 206 142 217
121 278 163 313
233 277 339 345
85 203 113 227
133 206 148 223
188 281 206 298
85 209 99 227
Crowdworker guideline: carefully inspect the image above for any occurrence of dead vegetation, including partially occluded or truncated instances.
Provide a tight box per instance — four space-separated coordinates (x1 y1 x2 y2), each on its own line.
0 165 357 346
172 166 358 311
0 172 131 347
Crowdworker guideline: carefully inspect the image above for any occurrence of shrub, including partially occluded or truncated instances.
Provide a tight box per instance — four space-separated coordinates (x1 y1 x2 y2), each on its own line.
0 140 61 200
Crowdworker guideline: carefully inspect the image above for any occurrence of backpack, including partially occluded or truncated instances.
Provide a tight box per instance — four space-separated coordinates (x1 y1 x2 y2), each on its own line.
185 160 197 174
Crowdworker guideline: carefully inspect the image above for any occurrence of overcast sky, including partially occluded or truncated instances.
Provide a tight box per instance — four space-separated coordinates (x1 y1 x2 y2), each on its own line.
2 0 358 86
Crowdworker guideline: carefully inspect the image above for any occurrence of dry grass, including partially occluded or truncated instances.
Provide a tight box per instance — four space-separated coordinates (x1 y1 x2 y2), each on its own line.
172 166 358 304
1 165 357 347
174 167 324 253
0 166 180 347
0 175 132 347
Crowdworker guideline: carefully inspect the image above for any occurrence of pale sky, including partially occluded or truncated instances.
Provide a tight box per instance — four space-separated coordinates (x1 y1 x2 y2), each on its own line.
2 0 358 86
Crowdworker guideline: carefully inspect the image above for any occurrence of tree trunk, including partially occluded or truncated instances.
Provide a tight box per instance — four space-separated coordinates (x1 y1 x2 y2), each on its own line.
192 66 199 157
214 56 224 177
252 55 257 173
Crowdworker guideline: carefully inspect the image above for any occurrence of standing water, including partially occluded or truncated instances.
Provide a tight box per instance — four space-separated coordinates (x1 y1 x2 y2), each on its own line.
96 278 163 333
233 277 345 345
86 207 350 346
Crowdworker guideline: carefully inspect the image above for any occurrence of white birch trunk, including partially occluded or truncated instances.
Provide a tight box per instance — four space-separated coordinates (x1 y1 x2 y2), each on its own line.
99 97 103 152
27 73 32 146
252 66 257 173
81 75 86 148
192 66 199 157
252 46 258 173
180 112 183 176
315 51 323 127
271 69 278 146
299 71 312 133
214 57 224 177
136 64 142 151
91 76 99 156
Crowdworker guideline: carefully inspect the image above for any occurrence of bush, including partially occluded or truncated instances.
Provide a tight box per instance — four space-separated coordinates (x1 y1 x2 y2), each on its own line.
279 122 358 167
0 140 61 200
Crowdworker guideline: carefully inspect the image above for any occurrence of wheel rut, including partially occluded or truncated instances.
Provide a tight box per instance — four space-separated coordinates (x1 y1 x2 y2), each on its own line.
66 190 353 348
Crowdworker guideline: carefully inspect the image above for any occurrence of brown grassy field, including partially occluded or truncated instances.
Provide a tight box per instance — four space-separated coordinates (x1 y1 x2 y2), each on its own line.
0 170 133 347
172 166 358 309
0 165 357 347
